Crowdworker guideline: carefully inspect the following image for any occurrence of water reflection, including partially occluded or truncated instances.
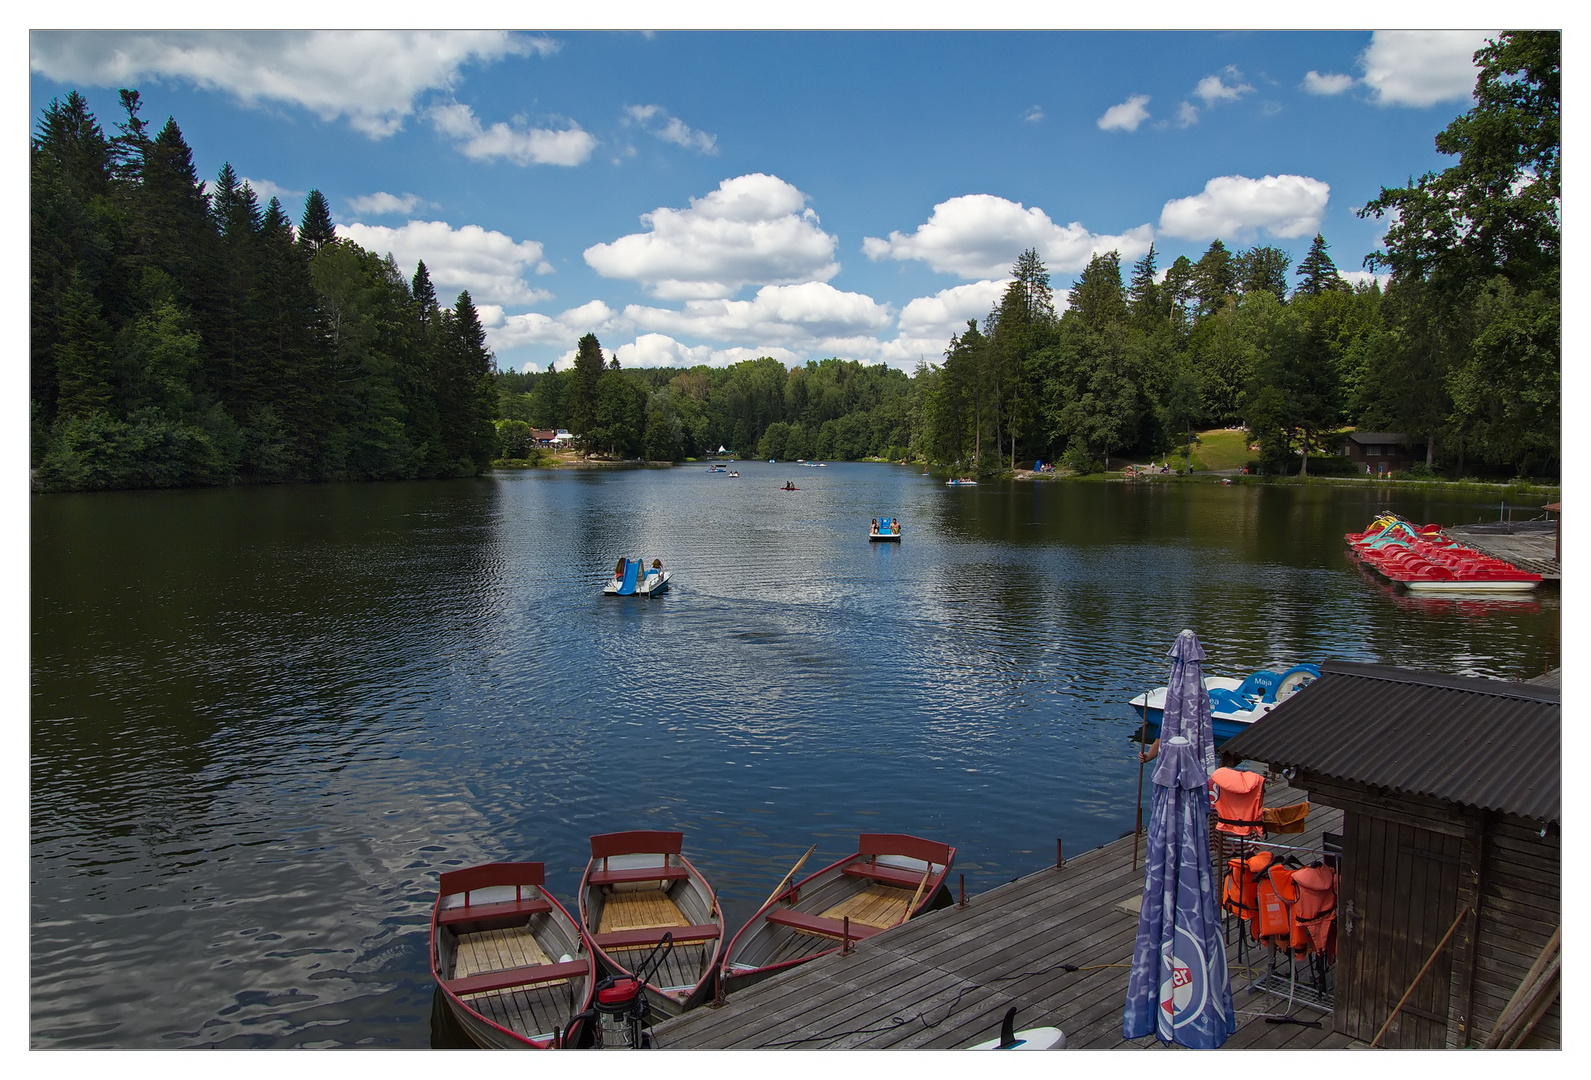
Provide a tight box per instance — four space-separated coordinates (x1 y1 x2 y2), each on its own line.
31 467 1557 1046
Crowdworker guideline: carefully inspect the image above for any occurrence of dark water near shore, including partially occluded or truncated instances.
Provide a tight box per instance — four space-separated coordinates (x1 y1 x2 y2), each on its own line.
30 465 1559 1047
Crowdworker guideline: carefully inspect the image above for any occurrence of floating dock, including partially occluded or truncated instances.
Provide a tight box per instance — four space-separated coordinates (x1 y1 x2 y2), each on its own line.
654 776 1357 1049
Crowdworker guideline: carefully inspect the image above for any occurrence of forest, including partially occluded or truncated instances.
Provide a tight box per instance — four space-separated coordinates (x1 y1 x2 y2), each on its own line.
30 33 1557 491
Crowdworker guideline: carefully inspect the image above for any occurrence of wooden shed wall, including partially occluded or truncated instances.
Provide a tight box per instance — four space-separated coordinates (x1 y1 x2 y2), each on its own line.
1298 775 1559 1048
1470 815 1560 1048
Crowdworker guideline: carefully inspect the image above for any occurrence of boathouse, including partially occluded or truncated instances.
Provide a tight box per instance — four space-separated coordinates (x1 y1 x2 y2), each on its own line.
1221 661 1560 1049
1339 431 1415 474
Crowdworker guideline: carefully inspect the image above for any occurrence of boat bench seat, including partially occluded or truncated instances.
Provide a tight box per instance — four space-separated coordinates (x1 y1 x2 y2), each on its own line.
587 865 689 886
842 863 930 890
592 923 721 950
438 897 552 926
444 959 587 996
765 908 887 941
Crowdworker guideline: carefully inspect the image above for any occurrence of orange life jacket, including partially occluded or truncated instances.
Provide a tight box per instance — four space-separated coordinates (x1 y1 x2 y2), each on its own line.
1254 863 1297 941
1290 862 1338 959
1222 850 1274 930
1210 767 1265 837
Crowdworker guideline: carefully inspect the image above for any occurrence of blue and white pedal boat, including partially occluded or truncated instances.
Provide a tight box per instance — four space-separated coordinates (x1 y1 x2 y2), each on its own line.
603 558 671 597
1128 664 1319 743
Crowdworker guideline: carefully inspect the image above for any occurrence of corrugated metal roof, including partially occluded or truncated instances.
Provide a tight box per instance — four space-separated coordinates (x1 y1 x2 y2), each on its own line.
1221 661 1560 823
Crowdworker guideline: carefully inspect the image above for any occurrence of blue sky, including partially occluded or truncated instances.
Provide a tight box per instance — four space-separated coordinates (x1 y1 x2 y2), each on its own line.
29 28 1504 374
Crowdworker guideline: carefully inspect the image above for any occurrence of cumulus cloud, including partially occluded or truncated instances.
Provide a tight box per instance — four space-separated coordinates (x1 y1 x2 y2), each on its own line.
1159 174 1330 241
1302 70 1356 96
623 104 718 154
240 176 303 209
599 335 800 370
585 174 839 300
624 283 893 347
862 194 1153 279
346 191 427 217
1340 270 1390 291
1194 66 1253 106
1360 30 1494 107
1024 105 1045 123
483 300 621 352
1175 101 1200 128
29 30 545 138
1097 94 1150 132
427 100 595 166
335 219 554 306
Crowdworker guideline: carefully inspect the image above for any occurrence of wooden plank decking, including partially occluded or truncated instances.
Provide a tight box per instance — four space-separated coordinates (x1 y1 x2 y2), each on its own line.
653 774 1360 1050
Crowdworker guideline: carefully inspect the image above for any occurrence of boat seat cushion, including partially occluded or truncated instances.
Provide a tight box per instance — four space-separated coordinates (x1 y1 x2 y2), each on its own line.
591 923 721 950
765 908 887 941
444 959 588 996
438 896 552 926
587 865 690 886
842 862 932 890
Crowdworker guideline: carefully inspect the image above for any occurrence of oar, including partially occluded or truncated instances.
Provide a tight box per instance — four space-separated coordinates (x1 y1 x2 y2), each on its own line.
759 844 817 911
902 862 935 922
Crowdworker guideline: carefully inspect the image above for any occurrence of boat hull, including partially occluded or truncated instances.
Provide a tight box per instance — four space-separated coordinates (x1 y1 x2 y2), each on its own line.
868 533 901 542
720 833 954 996
579 831 724 1023
430 862 596 1049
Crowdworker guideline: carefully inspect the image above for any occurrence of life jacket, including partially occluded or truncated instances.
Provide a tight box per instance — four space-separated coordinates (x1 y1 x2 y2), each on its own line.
1254 863 1297 941
1222 850 1274 932
1290 862 1338 960
1210 767 1265 837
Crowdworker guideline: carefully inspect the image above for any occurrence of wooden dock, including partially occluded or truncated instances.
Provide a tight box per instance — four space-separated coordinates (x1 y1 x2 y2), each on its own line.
653 776 1359 1050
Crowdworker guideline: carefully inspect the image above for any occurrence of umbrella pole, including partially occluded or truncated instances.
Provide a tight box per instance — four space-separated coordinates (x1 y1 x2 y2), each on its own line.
1132 700 1149 871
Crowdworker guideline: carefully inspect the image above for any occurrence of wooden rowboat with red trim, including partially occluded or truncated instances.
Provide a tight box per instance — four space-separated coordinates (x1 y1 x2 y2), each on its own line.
719 833 955 994
430 861 596 1048
578 830 725 1019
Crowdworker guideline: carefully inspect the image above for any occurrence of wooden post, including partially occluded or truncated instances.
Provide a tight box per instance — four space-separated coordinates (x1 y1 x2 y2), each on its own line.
958 873 966 909
842 916 852 955
1056 839 1064 869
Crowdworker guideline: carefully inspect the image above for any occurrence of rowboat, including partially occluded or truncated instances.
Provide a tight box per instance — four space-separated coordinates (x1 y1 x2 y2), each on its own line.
603 558 671 596
430 862 596 1048
719 833 954 994
1128 664 1319 744
946 477 977 486
578 831 725 1020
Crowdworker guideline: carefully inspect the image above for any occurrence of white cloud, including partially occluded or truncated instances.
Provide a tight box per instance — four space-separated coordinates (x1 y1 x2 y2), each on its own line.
573 334 800 370
346 191 427 217
1302 70 1355 96
29 30 545 138
623 104 718 155
1024 105 1045 123
1340 270 1390 291
862 193 1153 279
895 281 1007 340
1159 174 1330 241
240 176 303 210
426 100 595 166
334 219 554 306
1194 66 1253 106
483 300 621 353
1360 30 1494 108
1097 94 1150 132
584 174 839 300
625 282 893 346
1175 101 1200 127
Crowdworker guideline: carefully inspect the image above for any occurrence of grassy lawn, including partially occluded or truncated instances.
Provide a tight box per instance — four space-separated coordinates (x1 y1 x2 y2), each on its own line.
1154 428 1251 473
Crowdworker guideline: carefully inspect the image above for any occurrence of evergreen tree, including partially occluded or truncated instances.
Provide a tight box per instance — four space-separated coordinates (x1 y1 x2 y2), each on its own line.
567 332 606 446
1127 244 1164 329
1193 240 1236 317
1163 255 1197 327
1293 234 1348 297
53 276 116 419
298 189 337 255
411 260 437 329
1068 250 1126 330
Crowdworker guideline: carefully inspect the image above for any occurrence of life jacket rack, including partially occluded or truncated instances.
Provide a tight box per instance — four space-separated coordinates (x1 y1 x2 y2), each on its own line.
1216 829 1341 1015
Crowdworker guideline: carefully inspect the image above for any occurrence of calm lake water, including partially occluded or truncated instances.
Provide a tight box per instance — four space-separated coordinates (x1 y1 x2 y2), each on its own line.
30 464 1559 1047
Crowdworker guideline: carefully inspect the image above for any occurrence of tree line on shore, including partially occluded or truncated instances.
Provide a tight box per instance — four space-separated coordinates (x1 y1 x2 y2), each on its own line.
31 33 1556 492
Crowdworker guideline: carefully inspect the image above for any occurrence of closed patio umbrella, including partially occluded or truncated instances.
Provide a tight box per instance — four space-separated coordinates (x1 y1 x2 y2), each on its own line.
1122 629 1235 1048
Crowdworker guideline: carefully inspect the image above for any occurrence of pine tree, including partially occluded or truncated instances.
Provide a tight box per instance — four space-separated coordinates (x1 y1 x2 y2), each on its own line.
1193 240 1236 317
1127 244 1163 328
411 260 437 329
298 189 336 255
567 332 606 445
1237 245 1292 300
54 276 116 418
1068 250 1127 329
1293 234 1348 297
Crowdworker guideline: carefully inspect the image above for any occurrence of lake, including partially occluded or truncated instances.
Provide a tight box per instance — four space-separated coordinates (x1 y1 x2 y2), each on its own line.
29 463 1559 1047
